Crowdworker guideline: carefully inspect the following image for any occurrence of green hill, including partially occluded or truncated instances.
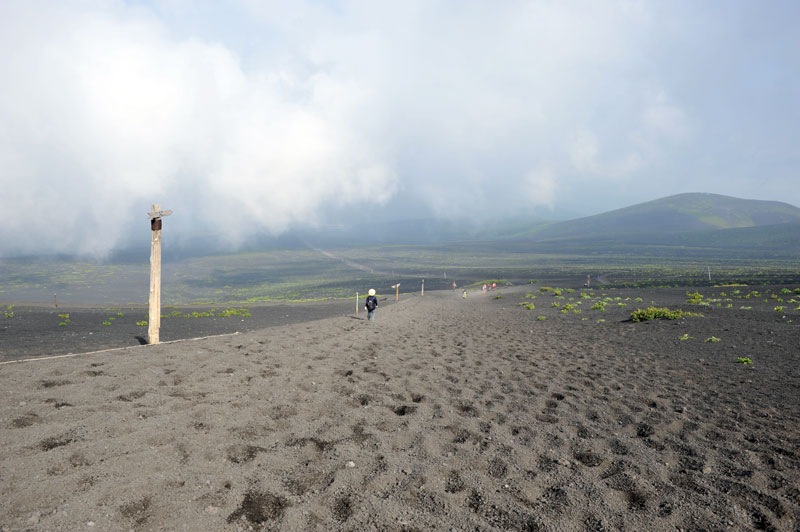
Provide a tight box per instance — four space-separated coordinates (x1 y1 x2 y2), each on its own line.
527 193 800 241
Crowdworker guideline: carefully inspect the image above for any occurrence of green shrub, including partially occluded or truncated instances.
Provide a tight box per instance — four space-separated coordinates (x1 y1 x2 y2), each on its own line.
774 306 784 312
686 290 704 304
591 302 606 311
537 315 546 321
705 336 721 343
679 333 694 340
218 308 252 318
736 357 753 365
136 320 147 326
630 307 701 322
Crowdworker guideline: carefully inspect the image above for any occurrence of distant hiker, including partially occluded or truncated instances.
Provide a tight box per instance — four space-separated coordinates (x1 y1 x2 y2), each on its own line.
482 284 487 294
452 281 456 290
365 289 378 321
492 282 497 291
462 289 468 299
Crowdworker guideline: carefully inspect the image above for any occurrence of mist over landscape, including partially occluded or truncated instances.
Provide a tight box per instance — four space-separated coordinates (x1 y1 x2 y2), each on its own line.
2 0 799 259
3 4 800 531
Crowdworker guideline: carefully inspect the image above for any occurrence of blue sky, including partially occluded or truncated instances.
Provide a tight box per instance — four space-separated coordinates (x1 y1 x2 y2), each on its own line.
1 0 798 256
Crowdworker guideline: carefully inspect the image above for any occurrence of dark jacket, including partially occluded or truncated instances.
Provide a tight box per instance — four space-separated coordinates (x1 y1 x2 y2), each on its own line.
366 295 378 311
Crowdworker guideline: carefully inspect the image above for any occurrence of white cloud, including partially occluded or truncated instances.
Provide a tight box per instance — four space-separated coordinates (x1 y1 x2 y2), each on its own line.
642 91 690 142
1 0 798 256
524 165 558 208
569 130 644 179
0 1 395 256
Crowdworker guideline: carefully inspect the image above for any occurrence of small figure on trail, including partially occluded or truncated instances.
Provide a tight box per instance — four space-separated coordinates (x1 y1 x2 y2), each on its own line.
452 281 457 291
365 289 378 321
482 284 487 294
462 289 468 299
492 282 497 291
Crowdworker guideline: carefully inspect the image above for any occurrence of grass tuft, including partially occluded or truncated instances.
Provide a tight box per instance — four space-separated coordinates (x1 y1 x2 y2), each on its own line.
630 307 702 322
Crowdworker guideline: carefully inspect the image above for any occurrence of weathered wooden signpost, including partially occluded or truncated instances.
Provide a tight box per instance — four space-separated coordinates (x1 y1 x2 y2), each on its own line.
392 283 400 301
147 204 172 345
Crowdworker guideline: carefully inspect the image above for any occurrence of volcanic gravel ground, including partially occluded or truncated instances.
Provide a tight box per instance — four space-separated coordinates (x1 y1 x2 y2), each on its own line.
0 284 798 530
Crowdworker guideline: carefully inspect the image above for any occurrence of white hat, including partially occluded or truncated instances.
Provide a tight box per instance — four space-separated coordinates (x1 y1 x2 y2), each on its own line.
368 289 376 296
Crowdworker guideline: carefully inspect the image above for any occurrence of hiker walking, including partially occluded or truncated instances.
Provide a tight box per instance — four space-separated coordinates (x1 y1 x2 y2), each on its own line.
365 289 378 321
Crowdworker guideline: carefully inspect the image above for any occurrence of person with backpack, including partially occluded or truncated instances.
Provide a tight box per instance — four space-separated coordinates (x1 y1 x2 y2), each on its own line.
365 289 378 321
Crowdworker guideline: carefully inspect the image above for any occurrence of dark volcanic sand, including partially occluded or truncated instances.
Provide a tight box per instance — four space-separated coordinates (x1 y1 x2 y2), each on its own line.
0 285 798 531
0 299 367 362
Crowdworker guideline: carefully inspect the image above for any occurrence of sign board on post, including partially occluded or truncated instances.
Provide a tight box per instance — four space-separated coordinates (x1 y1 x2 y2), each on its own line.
147 204 172 345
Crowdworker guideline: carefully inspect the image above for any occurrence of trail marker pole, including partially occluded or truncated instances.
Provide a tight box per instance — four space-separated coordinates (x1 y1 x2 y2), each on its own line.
392 283 400 301
147 204 173 345
54 294 57 308
356 292 359 317
421 279 424 296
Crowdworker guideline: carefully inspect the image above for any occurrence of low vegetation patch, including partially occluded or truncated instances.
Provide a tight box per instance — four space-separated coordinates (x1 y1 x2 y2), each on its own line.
630 307 702 322
685 291 706 305
736 357 753 365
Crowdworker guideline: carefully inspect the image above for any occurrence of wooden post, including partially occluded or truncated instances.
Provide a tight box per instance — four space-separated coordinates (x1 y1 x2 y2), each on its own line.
356 292 359 317
147 204 173 345
395 283 400 301
421 279 424 297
